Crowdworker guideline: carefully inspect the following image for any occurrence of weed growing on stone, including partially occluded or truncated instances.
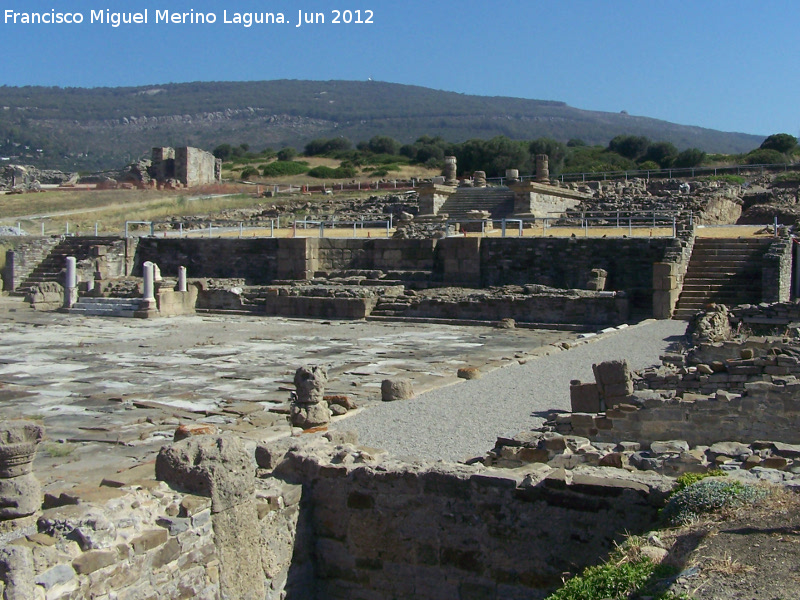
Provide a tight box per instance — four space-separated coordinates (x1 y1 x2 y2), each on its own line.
41 442 76 458
672 469 726 494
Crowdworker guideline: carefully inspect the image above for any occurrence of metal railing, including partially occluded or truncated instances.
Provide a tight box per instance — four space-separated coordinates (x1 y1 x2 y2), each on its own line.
487 162 800 186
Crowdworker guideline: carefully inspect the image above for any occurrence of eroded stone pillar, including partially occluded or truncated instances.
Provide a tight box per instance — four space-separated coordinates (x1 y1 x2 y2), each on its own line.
0 421 43 522
473 171 487 188
505 169 519 184
535 154 550 183
443 156 458 186
290 366 330 429
153 263 162 283
178 266 187 293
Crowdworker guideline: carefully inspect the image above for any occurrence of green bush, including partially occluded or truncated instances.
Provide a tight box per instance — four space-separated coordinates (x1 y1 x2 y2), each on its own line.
745 148 786 165
661 479 768 525
638 160 661 170
307 165 357 179
261 161 309 177
240 166 259 179
672 469 726 493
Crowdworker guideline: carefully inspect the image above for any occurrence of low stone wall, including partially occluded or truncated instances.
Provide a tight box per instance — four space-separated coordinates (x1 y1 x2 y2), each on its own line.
403 291 628 326
563 380 800 448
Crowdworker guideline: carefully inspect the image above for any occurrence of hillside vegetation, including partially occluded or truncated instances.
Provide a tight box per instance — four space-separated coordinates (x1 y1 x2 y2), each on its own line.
0 80 764 171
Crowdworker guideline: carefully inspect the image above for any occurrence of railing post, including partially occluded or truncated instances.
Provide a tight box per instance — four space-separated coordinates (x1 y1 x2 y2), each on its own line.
501 219 507 238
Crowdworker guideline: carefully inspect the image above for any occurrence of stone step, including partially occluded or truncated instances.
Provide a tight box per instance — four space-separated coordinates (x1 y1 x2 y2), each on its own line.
69 297 143 318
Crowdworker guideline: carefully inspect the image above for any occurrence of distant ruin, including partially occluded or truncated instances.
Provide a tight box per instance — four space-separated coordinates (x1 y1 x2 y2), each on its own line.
148 146 222 188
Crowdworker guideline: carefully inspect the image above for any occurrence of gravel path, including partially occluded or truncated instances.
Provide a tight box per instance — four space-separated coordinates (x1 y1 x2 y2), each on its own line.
337 319 688 462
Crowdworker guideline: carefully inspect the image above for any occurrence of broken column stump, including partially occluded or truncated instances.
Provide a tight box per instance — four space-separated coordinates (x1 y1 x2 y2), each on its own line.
291 366 331 429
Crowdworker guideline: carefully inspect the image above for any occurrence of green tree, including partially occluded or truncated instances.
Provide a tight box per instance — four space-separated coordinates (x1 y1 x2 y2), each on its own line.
642 141 678 168
276 147 296 161
760 133 797 153
608 135 650 160
672 148 706 168
213 143 233 161
367 135 400 155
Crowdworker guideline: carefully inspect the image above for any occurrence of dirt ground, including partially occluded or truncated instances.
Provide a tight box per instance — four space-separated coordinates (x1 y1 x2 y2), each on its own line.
659 489 800 599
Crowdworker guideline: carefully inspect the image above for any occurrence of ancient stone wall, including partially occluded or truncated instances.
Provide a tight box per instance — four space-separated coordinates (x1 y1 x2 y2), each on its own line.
310 238 437 274
272 440 661 600
134 238 282 284
564 380 800 448
174 147 220 188
761 235 792 303
15 486 220 600
403 292 627 326
652 227 694 318
2 236 61 291
480 238 675 313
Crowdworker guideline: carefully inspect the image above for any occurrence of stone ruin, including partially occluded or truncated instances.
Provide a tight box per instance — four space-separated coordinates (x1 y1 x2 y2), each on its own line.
117 146 222 189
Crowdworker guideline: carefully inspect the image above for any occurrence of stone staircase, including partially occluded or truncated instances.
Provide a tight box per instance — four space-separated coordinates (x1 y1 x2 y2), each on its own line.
673 238 772 319
369 296 415 317
69 297 143 318
12 236 117 296
438 187 515 221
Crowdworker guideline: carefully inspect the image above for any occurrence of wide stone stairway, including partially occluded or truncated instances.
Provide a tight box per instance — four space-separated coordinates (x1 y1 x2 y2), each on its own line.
673 238 772 319
438 187 515 220
12 236 115 296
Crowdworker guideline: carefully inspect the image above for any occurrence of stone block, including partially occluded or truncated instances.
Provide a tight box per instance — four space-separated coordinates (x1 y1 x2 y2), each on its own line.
72 549 117 575
155 434 254 513
132 529 169 555
570 382 600 413
381 378 414 401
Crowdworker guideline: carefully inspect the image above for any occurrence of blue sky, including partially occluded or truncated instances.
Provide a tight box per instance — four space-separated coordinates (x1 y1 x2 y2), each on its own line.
1 0 796 137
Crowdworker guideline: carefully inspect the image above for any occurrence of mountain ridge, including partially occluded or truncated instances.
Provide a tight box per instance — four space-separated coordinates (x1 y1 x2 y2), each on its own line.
0 79 764 171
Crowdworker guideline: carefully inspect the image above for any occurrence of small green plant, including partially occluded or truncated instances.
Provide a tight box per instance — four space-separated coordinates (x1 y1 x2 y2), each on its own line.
41 442 76 458
672 469 726 494
702 174 746 185
774 171 800 183
546 551 686 600
661 479 768 525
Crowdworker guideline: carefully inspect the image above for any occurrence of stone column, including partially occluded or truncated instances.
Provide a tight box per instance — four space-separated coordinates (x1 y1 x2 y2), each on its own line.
63 256 77 309
153 263 162 283
473 171 487 188
290 366 330 429
178 266 187 293
142 261 156 309
443 156 458 186
505 169 519 184
535 154 550 183
0 421 43 522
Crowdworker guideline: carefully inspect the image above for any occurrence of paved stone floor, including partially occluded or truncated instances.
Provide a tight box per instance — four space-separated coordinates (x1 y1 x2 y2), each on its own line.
0 296 575 496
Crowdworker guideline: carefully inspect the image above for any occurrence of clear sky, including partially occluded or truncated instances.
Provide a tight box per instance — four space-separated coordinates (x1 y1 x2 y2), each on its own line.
1 0 796 137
